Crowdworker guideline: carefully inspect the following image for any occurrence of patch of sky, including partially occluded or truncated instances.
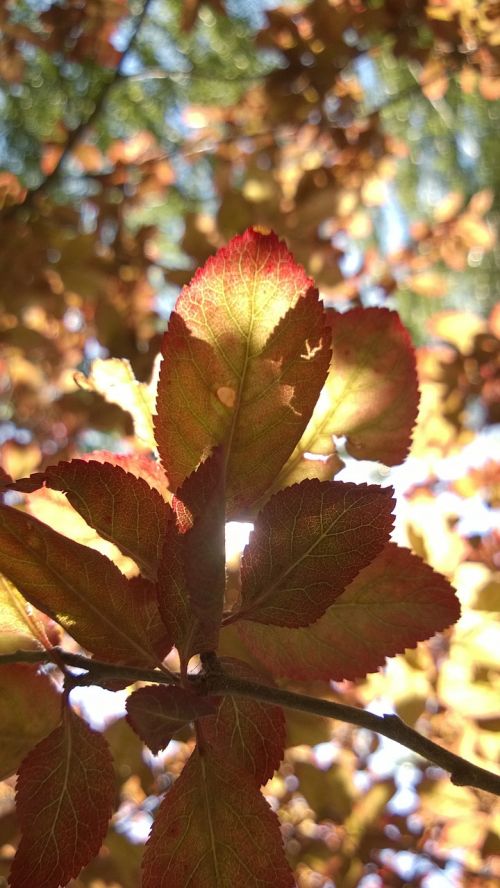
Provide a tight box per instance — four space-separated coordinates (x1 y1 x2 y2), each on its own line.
76 429 129 454
226 0 282 29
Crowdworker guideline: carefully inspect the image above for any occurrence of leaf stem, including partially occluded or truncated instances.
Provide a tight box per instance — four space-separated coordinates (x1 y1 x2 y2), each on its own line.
1 648 499 796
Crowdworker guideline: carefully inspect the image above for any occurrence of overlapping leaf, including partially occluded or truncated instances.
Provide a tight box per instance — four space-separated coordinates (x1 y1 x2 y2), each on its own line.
233 480 395 627
272 308 419 494
12 457 171 581
0 572 60 653
0 504 170 666
141 748 294 888
157 450 227 663
0 665 61 780
236 544 461 681
9 709 115 888
202 659 286 786
126 685 215 754
155 228 332 516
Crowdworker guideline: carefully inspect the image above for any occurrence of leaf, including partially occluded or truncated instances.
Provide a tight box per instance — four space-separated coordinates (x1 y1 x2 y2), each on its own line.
0 573 60 653
233 480 395 627
141 747 294 888
236 544 461 681
12 458 171 581
9 709 115 888
155 228 331 516
76 357 157 450
126 685 216 754
201 659 286 786
0 665 61 781
178 447 226 646
273 308 419 490
157 450 227 663
0 504 170 666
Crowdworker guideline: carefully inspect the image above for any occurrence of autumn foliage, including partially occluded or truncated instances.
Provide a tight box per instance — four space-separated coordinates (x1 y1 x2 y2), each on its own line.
0 229 464 887
1 0 500 885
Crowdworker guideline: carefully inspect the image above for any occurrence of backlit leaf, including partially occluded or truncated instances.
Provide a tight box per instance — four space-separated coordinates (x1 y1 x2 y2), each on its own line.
76 357 157 451
9 709 115 888
0 665 61 781
0 504 170 666
177 447 226 647
155 228 331 516
273 308 418 490
232 480 395 627
202 659 286 785
13 458 171 581
0 572 60 653
236 544 460 680
126 685 215 754
157 450 227 663
141 747 294 888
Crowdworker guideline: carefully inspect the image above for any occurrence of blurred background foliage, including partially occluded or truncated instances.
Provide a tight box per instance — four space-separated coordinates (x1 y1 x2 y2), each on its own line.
0 1 499 886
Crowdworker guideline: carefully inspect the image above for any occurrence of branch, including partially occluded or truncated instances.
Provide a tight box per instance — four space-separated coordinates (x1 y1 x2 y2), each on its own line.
2 0 153 217
1 648 499 796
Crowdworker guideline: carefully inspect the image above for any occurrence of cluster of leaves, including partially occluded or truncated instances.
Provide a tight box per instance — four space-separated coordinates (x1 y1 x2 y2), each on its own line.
0 229 464 886
1 1 499 884
1 0 499 471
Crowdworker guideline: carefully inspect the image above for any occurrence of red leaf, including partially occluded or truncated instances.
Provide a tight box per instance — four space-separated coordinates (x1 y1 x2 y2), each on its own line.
0 504 170 666
141 747 294 888
9 709 115 888
232 480 395 627
202 659 286 786
274 308 419 491
126 685 215 754
0 665 61 781
178 447 226 646
155 228 331 516
157 451 226 663
12 457 172 580
236 544 461 681
327 307 419 464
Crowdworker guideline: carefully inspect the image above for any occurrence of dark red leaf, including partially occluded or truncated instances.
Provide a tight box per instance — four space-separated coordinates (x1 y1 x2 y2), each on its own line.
9 709 115 888
126 685 215 754
202 659 286 786
233 480 395 627
236 544 461 681
141 747 294 888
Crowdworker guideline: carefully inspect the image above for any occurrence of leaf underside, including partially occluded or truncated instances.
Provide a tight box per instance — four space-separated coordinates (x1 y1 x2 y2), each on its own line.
235 544 461 681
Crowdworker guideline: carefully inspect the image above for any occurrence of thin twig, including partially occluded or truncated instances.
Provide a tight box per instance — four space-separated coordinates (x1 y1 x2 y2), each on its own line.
1 647 499 796
2 0 153 218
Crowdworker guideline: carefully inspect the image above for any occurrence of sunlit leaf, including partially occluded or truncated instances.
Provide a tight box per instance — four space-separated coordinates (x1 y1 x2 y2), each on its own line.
155 228 331 516
141 748 294 888
0 572 60 653
273 308 418 490
232 480 394 627
157 451 227 663
0 504 170 666
76 357 157 451
236 544 460 680
12 458 171 581
0 665 61 781
9 709 115 888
